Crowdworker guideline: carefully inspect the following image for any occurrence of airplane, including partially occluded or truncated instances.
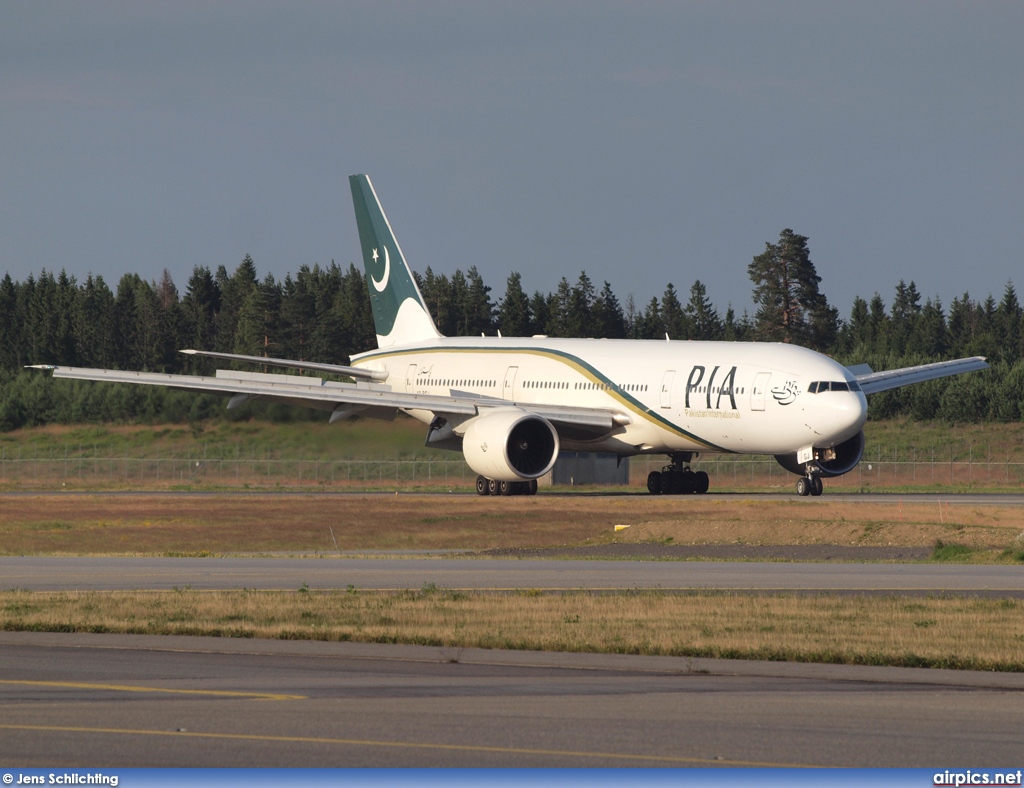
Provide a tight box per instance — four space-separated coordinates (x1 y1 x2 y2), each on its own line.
32 174 989 497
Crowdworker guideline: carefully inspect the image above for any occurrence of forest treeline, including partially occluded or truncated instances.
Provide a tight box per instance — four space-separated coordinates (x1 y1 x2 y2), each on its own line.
1 229 1022 430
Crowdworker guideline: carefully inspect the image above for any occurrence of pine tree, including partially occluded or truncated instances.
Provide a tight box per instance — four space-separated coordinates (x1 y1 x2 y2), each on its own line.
234 274 282 357
215 255 258 354
75 274 116 368
546 278 574 337
635 296 662 340
914 297 948 358
181 266 221 370
660 283 688 339
529 291 550 336
996 281 1022 363
498 272 532 337
748 229 834 350
463 266 495 336
565 271 596 338
684 280 722 340
593 281 626 339
0 273 20 369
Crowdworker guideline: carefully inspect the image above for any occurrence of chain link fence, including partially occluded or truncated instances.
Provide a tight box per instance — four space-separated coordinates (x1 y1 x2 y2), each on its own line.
2 444 1022 491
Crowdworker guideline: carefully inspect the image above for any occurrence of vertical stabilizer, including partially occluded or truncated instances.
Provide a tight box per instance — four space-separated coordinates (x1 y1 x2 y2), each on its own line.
349 174 442 347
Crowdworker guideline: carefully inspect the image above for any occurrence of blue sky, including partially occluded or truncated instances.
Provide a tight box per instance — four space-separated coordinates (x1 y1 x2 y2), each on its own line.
2 1 1022 317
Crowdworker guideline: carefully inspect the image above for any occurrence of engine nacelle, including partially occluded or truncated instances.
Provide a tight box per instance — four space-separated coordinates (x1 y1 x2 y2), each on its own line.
461 409 559 481
774 430 865 478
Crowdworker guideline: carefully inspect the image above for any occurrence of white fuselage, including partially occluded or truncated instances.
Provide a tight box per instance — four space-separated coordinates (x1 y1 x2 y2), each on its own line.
352 336 868 458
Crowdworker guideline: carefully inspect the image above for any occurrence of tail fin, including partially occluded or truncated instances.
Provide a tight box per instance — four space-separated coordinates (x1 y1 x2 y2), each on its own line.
349 174 442 347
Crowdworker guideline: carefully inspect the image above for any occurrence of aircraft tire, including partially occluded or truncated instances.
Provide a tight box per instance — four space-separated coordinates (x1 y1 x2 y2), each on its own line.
810 476 823 496
694 471 709 494
647 471 662 494
796 477 810 496
680 470 696 494
661 471 677 495
499 480 513 496
488 478 499 495
476 476 490 496
528 479 538 496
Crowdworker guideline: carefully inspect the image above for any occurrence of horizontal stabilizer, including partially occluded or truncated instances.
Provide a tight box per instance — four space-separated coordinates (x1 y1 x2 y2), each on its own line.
180 349 388 381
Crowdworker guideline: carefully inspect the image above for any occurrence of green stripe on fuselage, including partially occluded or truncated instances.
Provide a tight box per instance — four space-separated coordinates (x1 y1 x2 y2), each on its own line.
356 344 728 452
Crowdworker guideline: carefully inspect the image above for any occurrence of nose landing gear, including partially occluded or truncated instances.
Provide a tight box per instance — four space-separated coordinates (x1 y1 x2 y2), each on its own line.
796 472 823 497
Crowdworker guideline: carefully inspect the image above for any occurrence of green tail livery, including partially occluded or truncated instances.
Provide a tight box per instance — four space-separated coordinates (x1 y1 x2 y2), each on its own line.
349 174 441 348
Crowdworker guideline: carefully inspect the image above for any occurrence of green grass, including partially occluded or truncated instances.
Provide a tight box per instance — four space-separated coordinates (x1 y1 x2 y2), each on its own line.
930 540 976 562
3 416 1023 461
0 416 431 460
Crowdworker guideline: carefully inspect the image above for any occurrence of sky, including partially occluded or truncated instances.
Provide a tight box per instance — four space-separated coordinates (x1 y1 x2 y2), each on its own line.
2 1 1023 318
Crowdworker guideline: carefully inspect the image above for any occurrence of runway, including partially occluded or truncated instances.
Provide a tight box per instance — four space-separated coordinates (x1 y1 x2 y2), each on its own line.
2 631 1023 767
3 555 1024 595
5 492 1023 767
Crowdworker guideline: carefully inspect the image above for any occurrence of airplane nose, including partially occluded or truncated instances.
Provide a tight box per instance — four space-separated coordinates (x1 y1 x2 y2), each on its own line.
831 392 868 441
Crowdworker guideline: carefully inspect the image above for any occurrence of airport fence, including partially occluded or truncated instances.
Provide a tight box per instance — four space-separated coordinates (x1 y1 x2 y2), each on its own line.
1 444 1022 491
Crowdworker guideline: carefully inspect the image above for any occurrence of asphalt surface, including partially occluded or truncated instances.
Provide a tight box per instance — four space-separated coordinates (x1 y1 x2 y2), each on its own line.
4 491 1024 767
3 632 1023 768
4 555 1024 596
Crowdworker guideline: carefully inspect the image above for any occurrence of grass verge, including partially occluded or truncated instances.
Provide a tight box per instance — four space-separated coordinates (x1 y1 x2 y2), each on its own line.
2 588 1022 672
1 494 1022 560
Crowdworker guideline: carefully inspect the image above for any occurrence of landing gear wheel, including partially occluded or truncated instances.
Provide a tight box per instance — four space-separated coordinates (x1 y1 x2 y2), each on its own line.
796 477 811 497
487 478 499 495
476 475 490 496
498 480 513 496
694 470 709 494
647 471 662 494
527 479 538 496
661 471 677 495
810 476 823 496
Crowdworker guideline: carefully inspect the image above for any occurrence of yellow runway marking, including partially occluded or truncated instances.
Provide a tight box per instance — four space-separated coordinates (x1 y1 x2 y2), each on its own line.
0 680 304 701
0 723 817 767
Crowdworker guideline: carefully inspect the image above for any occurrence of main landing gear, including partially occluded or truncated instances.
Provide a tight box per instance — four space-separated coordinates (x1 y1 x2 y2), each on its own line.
476 476 539 496
646 453 709 495
796 472 823 497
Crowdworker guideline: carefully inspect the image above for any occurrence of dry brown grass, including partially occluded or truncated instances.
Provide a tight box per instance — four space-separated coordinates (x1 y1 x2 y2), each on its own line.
3 588 1022 671
1 494 1022 556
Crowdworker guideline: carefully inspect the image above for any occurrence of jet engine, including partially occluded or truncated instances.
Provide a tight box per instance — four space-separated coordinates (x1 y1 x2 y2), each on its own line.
774 430 865 478
461 409 559 481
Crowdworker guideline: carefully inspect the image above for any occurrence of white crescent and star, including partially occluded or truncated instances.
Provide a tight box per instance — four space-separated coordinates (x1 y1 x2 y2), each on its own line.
371 247 391 292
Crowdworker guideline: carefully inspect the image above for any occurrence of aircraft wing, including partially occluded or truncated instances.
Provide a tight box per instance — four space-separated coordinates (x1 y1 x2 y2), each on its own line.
31 364 626 434
853 356 989 395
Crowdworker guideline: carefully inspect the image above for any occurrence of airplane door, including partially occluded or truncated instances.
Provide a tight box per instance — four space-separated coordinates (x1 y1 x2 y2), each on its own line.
660 370 675 409
503 366 518 401
406 364 418 391
751 372 771 411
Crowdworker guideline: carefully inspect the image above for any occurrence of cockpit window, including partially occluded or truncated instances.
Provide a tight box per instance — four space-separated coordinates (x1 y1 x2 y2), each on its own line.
808 380 862 393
